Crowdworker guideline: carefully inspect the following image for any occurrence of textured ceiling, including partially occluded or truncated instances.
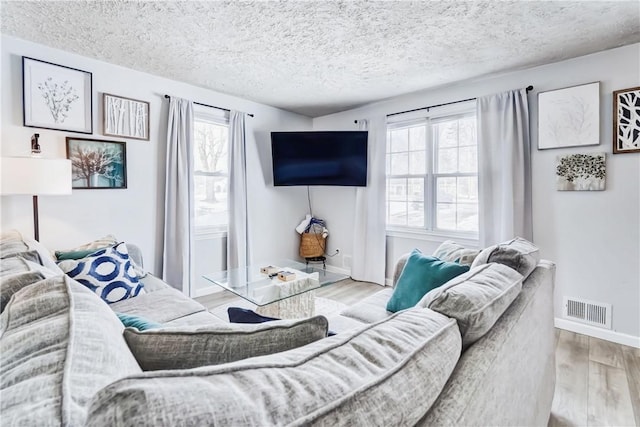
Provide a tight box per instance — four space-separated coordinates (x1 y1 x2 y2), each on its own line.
2 1 639 117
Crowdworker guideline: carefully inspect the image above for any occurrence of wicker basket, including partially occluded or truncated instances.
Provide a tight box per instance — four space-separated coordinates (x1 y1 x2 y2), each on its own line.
299 232 326 258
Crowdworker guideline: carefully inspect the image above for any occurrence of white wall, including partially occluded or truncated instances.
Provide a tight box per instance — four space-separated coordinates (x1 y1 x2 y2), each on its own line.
1 35 312 279
313 44 640 339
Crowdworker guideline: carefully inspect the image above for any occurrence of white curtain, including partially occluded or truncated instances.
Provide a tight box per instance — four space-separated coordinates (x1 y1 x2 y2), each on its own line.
227 111 250 269
351 116 387 285
162 97 194 295
477 88 532 247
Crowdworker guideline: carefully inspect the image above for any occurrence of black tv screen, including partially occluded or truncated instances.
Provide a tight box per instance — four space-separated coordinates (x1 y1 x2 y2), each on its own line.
271 131 368 187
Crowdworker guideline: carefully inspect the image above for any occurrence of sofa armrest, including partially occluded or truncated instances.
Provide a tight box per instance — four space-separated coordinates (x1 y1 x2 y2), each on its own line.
126 244 144 269
392 253 410 288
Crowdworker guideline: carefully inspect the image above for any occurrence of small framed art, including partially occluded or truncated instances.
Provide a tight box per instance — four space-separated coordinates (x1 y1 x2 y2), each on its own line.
613 86 640 154
66 137 127 189
538 82 600 150
103 93 150 140
556 153 606 191
22 57 92 134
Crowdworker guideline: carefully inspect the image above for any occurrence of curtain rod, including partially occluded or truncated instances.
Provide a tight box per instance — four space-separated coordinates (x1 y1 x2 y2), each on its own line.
354 85 533 123
163 95 254 117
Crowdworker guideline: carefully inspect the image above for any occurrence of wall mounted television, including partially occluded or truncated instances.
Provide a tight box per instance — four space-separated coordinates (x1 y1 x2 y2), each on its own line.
271 131 368 187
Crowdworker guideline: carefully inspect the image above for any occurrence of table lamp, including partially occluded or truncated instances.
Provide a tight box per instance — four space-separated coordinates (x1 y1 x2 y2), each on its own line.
1 136 72 241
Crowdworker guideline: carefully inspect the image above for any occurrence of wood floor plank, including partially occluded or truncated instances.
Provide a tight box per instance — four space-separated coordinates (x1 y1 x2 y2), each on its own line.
587 360 636 426
550 330 590 427
589 336 625 368
622 345 640 427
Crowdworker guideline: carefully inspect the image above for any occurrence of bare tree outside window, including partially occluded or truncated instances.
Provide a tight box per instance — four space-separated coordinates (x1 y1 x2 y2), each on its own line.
194 117 229 229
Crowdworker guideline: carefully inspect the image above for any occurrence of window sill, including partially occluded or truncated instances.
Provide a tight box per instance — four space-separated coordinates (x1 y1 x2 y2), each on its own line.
195 227 228 241
386 228 479 248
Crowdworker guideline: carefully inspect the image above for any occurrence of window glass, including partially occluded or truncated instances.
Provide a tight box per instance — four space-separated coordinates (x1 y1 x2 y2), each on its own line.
386 112 478 235
194 118 229 230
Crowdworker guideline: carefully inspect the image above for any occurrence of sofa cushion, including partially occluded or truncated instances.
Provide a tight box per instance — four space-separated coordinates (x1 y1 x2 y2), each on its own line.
123 315 329 370
86 308 461 426
138 272 172 293
340 288 394 324
471 237 540 279
57 242 145 304
2 249 42 264
417 263 524 348
56 234 118 253
0 230 63 274
0 276 141 426
163 311 226 327
0 257 58 312
109 286 206 323
387 249 469 313
433 240 481 266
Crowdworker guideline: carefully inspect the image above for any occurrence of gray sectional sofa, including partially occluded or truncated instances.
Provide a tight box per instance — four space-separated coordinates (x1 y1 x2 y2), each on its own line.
0 230 556 426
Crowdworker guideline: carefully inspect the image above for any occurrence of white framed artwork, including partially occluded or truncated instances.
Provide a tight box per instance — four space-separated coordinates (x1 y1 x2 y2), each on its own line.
538 82 600 150
22 56 93 134
103 93 150 140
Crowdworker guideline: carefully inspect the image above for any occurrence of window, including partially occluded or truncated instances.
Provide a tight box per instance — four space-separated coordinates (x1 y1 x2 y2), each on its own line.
386 108 478 236
194 112 229 232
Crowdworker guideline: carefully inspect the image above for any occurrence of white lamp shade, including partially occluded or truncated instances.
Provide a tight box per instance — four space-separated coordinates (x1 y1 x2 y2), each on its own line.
1 157 72 195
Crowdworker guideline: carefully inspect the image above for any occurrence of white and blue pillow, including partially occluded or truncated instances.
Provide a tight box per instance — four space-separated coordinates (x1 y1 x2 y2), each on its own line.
58 242 145 304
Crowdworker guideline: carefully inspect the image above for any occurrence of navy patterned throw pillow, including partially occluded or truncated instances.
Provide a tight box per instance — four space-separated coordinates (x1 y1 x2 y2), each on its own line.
58 242 145 304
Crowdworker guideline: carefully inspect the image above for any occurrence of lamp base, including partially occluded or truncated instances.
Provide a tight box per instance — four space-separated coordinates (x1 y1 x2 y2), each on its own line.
32 195 39 242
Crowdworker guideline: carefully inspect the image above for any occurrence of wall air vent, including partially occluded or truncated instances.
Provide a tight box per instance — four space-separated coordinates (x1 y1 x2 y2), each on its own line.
563 297 611 329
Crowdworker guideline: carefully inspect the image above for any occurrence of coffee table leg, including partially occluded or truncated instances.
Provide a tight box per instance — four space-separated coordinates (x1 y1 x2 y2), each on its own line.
256 290 316 319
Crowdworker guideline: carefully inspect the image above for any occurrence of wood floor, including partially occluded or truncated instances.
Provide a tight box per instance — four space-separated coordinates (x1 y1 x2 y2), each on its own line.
196 279 640 427
550 329 640 427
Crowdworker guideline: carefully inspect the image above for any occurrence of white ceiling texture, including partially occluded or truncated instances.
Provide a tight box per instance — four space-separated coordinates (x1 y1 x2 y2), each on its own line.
2 1 639 117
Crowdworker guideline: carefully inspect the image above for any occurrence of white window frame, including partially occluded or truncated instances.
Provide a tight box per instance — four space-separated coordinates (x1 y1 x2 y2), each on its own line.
193 107 229 238
385 101 478 243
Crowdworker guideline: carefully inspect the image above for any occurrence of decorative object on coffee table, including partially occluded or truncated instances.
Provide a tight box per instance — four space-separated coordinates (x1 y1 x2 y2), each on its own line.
538 82 600 150
612 86 640 154
66 137 127 189
103 93 150 140
556 152 606 191
22 57 92 134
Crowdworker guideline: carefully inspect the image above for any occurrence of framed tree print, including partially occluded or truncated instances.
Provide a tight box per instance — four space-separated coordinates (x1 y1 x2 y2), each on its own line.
103 93 150 140
613 86 640 154
66 137 127 189
22 57 93 134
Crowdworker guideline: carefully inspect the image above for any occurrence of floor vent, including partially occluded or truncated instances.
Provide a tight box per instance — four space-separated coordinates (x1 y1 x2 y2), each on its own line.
563 297 611 329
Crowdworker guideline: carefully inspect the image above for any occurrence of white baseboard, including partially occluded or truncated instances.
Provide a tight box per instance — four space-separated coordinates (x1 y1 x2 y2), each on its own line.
555 318 640 348
192 286 224 298
324 264 350 276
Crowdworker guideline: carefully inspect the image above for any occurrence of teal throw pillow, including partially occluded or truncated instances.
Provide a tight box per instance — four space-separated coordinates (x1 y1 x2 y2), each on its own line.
386 249 470 313
116 313 161 331
55 247 109 261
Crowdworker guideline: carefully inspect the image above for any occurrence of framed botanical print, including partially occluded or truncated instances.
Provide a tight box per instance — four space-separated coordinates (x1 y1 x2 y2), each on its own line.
22 57 92 134
538 82 600 150
613 86 640 154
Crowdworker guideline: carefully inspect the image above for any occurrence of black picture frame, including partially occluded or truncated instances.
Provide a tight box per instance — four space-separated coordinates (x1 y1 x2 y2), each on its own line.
612 86 640 154
23 57 93 134
65 137 127 189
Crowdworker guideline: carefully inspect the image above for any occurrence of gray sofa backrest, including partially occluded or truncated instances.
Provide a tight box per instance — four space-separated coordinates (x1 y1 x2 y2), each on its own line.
418 260 556 426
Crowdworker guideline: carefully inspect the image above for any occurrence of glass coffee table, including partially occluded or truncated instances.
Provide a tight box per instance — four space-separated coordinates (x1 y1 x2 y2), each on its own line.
201 260 347 319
